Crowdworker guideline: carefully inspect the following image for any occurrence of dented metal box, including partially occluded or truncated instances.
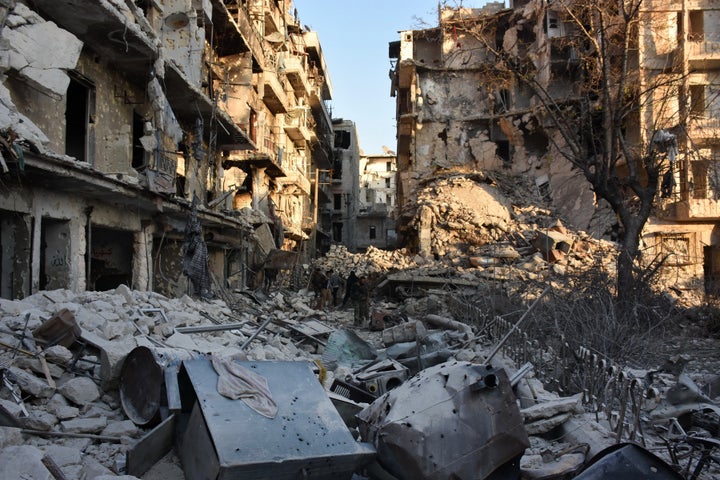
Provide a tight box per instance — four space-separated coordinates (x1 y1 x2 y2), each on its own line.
177 358 375 480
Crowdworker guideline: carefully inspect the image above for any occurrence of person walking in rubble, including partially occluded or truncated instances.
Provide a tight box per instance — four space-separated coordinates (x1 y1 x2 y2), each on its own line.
342 271 359 308
351 276 370 327
326 269 341 307
310 268 326 309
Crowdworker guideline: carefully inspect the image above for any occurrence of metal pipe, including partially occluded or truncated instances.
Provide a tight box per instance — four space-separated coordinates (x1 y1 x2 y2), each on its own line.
240 317 273 350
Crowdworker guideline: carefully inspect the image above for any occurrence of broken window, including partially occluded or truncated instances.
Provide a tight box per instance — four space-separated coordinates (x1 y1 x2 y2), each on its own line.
385 177 391 188
334 130 351 149
332 222 343 242
369 225 376 240
690 84 706 117
132 111 147 170
545 12 563 38
334 194 342 210
65 72 96 163
689 10 704 41
90 227 133 291
658 233 694 266
691 161 709 198
386 161 392 171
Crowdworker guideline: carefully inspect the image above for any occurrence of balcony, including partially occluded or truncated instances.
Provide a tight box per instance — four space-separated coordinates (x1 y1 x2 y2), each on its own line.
247 0 283 33
666 198 720 221
284 55 312 95
278 167 311 196
211 0 264 70
222 134 284 177
688 33 720 69
262 71 288 114
283 108 312 144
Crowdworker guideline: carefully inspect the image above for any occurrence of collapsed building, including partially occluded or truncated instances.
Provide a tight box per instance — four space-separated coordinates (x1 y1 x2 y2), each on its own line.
0 0 337 300
389 0 720 296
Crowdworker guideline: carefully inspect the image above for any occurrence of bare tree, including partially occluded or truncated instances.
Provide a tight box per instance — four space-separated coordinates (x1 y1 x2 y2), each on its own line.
445 0 683 307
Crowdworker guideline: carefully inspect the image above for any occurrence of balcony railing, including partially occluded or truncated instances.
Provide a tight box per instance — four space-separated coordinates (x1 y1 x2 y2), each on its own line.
688 33 720 62
689 110 720 139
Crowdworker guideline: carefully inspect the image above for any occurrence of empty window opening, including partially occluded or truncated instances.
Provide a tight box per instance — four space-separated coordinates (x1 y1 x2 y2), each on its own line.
132 111 147 170
385 177 391 188
369 225 377 240
334 130 351 149
689 10 704 41
65 72 95 163
690 85 706 116
332 222 343 242
334 193 342 210
496 140 511 165
90 227 133 291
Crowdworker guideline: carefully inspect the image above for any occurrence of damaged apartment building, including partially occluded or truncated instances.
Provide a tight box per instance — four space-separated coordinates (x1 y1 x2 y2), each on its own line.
0 0 335 299
328 119 397 252
389 0 720 295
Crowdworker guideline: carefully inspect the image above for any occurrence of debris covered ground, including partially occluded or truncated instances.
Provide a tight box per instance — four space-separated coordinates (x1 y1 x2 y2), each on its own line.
1 174 719 479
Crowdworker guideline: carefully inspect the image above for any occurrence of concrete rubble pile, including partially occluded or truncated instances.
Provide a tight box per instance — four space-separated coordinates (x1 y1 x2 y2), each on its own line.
314 244 418 278
0 282 717 479
315 175 618 297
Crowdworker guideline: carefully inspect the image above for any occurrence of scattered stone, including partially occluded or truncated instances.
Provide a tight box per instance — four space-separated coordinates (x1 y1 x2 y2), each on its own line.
61 416 108 434
58 377 101 405
7 366 55 398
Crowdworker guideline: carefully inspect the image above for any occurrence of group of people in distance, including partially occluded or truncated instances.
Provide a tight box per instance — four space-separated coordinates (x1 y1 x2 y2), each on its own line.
310 268 370 327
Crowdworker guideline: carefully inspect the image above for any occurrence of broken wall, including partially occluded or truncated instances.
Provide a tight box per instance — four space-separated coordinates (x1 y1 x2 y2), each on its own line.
153 237 188 298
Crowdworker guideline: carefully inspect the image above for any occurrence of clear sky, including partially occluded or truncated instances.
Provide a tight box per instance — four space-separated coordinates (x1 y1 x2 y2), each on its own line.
291 1 468 155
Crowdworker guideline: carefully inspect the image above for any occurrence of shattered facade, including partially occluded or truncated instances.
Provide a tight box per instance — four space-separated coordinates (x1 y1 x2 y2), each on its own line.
0 0 335 299
357 151 397 250
389 0 720 295
328 119 360 251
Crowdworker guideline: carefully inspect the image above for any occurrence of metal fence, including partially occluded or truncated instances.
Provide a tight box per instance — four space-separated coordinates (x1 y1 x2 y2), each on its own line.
447 296 655 445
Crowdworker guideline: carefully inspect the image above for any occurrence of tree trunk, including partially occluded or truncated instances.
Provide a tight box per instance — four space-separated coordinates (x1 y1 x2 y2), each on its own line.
617 218 643 308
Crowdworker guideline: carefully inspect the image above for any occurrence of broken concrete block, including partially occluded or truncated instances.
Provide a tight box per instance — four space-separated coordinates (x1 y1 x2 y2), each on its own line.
43 345 73 364
7 366 54 398
23 408 58 431
525 412 573 435
39 444 82 467
5 3 83 97
46 394 80 421
521 393 584 423
102 420 140 438
0 445 53 480
58 377 101 406
533 230 573 256
0 425 24 448
80 457 115 479
61 416 108 434
521 452 585 479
